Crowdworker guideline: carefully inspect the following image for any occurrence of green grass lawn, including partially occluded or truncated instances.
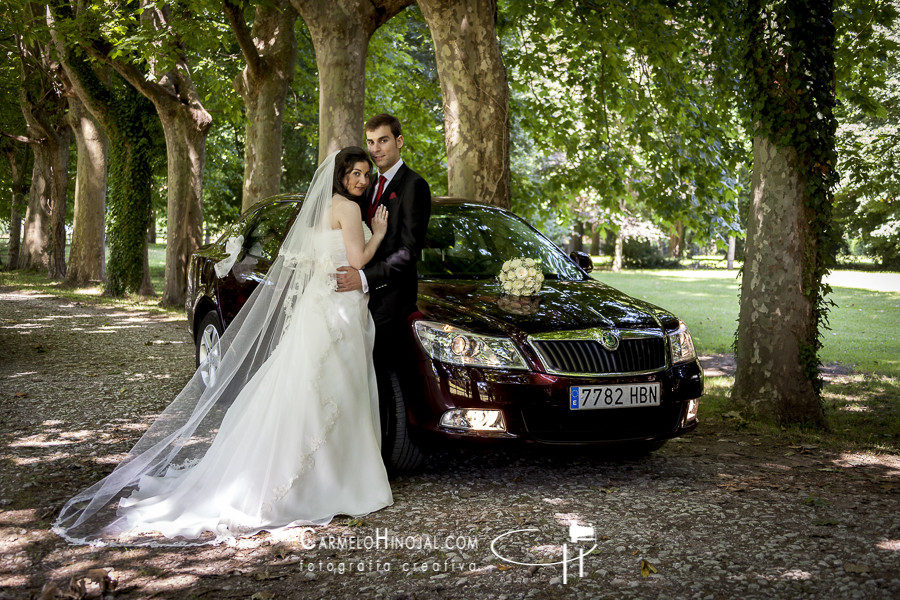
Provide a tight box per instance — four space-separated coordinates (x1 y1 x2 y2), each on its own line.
0 242 174 314
593 267 900 455
593 268 900 378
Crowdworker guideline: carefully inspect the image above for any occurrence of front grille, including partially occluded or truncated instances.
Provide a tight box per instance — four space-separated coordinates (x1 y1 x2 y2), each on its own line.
531 337 666 375
521 403 682 443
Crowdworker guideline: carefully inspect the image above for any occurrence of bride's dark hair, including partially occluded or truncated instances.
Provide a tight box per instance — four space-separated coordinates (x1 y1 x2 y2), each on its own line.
333 146 372 199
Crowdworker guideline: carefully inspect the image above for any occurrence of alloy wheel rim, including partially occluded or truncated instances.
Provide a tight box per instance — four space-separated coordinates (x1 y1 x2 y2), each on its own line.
199 324 221 386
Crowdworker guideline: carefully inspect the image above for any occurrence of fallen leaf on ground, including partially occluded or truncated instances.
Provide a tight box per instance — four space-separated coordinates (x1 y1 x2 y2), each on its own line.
640 559 658 577
844 563 872 573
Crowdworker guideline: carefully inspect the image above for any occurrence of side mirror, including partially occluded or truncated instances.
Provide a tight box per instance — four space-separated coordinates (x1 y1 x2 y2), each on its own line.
569 251 594 273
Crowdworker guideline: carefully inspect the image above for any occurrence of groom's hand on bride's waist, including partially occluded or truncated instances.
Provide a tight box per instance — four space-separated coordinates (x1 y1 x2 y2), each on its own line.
335 266 364 292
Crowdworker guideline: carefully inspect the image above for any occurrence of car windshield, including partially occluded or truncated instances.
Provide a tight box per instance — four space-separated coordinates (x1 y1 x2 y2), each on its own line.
418 204 585 280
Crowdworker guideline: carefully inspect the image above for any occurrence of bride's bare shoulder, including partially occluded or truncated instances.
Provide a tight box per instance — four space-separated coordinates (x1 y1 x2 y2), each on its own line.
332 196 361 216
330 196 361 230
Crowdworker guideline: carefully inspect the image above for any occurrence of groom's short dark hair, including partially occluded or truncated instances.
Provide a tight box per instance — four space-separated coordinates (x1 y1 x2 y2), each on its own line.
365 113 402 139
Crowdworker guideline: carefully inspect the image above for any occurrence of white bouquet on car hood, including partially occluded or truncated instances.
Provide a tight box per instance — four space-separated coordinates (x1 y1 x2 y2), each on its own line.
497 257 544 296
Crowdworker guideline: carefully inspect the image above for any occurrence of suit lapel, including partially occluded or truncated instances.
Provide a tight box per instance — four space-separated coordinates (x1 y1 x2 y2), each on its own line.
379 164 408 205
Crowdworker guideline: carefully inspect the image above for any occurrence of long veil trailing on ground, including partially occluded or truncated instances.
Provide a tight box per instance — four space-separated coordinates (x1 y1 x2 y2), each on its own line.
53 152 341 546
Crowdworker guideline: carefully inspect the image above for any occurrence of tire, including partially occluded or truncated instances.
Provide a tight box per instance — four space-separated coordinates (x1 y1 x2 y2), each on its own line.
380 370 425 474
195 311 224 388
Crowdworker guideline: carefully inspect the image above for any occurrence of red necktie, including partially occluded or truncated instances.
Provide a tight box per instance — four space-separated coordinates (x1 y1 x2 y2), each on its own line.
368 175 386 224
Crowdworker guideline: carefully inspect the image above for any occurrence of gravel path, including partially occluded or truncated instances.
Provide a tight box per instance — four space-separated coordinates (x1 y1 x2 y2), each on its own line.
1 287 898 600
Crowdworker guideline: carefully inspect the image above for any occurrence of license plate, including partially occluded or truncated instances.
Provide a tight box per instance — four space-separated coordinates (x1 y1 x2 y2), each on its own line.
569 383 661 410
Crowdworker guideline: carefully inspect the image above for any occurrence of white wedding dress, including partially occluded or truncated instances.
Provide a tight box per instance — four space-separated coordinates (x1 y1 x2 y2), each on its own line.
114 226 393 542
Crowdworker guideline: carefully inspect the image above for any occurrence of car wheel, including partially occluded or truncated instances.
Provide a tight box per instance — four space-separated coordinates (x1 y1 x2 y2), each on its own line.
381 370 425 474
195 311 223 387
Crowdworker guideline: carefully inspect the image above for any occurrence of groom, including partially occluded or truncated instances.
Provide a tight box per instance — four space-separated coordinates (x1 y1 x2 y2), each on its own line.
335 113 432 464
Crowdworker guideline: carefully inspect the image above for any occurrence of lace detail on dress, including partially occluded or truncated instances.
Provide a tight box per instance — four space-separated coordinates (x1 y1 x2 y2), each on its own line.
261 267 345 517
280 248 340 337
169 457 201 472
262 398 339 517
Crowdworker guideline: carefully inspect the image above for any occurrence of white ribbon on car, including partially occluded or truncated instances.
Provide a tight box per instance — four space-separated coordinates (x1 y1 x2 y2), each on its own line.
214 235 244 278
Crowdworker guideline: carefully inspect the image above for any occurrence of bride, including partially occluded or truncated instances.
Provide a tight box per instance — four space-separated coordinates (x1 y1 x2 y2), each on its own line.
54 147 394 546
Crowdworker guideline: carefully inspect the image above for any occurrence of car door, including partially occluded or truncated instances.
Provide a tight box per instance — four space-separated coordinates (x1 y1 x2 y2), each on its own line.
219 201 300 328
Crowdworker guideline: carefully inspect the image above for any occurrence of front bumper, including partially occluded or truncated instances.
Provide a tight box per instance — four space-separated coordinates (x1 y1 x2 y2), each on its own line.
407 358 703 449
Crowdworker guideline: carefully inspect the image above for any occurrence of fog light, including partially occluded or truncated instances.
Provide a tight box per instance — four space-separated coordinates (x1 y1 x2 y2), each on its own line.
686 399 699 422
440 409 506 432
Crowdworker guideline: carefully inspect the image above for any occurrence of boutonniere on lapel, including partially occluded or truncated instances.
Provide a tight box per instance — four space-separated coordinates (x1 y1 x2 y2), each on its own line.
388 192 397 200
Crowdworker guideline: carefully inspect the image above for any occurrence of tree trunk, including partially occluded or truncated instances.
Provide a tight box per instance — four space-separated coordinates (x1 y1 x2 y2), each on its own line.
157 100 208 306
293 0 412 161
71 4 212 306
65 96 108 286
4 147 28 269
612 231 623 272
46 127 71 280
139 224 154 297
418 0 510 208
591 226 600 255
225 0 298 212
570 221 584 253
18 83 70 276
668 222 684 258
727 235 735 270
732 136 825 426
20 143 51 271
148 210 156 244
50 28 159 297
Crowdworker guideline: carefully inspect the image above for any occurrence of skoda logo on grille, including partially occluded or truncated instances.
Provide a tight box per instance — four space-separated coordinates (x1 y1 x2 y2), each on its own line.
595 329 620 351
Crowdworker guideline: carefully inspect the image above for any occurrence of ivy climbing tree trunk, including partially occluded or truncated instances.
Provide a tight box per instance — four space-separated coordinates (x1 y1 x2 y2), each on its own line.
49 11 158 297
66 95 108 286
225 0 298 212
418 0 510 208
733 0 836 427
292 0 412 161
77 4 212 306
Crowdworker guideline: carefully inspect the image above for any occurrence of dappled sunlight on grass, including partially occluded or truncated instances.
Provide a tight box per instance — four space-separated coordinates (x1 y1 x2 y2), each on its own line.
0 266 175 315
698 370 900 455
593 270 900 376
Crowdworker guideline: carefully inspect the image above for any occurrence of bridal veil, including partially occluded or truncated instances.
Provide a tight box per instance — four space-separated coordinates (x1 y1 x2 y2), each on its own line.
54 152 342 546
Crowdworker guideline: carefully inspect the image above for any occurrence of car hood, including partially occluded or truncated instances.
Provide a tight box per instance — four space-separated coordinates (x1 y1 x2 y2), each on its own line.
416 278 672 336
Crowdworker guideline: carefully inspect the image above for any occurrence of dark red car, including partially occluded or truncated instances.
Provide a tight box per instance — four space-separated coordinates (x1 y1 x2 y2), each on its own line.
186 196 703 472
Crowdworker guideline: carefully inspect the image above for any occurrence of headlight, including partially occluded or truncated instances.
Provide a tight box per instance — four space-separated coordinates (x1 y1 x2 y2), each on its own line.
667 320 697 365
414 321 528 370
440 409 507 431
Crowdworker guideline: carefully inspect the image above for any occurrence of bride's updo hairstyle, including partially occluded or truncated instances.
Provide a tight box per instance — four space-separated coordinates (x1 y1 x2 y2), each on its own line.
333 146 373 200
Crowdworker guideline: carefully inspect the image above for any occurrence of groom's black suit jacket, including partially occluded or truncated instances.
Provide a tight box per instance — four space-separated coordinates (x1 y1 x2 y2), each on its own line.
356 162 431 327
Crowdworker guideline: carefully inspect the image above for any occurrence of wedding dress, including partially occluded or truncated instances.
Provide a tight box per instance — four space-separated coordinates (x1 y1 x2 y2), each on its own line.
53 152 393 546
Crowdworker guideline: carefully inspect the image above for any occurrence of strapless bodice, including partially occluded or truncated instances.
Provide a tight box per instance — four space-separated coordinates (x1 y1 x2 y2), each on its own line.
324 226 372 267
